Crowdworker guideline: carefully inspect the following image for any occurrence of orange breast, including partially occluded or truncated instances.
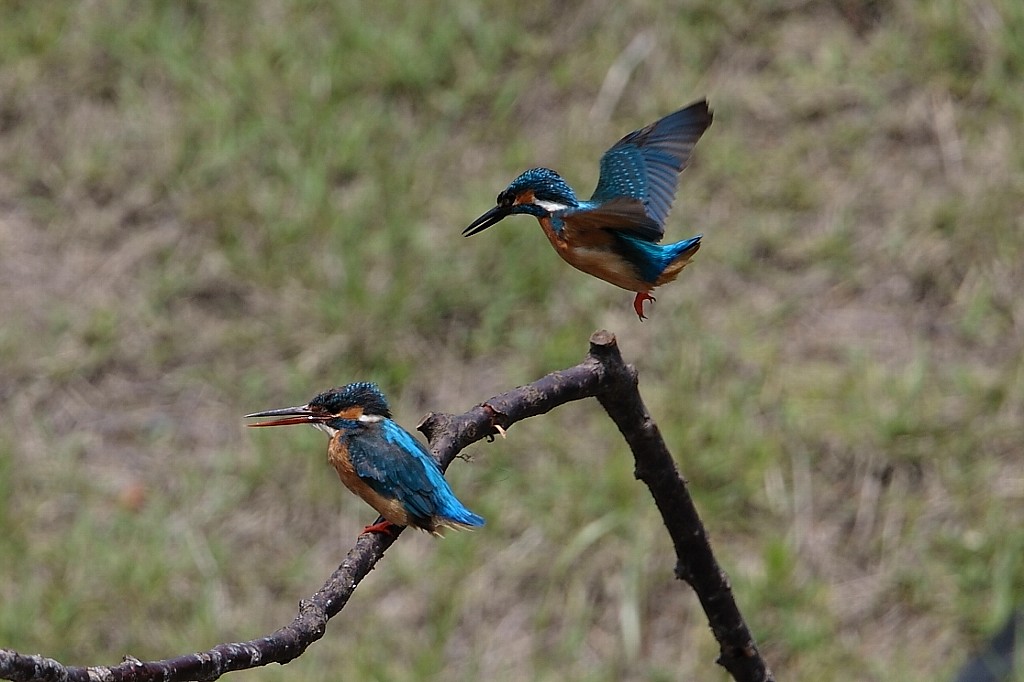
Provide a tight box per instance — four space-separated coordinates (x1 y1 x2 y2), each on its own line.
536 217 650 293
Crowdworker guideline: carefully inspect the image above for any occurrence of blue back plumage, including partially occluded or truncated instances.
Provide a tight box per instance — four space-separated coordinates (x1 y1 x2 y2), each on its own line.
590 100 712 234
346 419 485 528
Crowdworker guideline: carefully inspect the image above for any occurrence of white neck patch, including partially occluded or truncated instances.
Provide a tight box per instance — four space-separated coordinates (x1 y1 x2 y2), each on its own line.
532 198 570 213
358 413 384 423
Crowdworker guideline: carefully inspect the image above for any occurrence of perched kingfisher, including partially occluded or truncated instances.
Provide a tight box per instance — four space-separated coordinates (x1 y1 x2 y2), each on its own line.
463 99 712 320
245 382 484 536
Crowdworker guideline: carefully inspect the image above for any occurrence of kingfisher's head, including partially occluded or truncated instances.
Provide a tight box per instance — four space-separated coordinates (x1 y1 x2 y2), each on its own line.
245 382 391 436
462 168 579 236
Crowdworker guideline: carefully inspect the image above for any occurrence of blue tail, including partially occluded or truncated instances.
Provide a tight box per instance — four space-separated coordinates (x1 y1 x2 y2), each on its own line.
617 233 702 284
433 484 485 528
421 460 485 528
442 504 485 528
662 234 702 264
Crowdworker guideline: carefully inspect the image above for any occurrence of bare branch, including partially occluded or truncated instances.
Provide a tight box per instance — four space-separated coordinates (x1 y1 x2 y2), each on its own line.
589 333 775 681
0 330 773 682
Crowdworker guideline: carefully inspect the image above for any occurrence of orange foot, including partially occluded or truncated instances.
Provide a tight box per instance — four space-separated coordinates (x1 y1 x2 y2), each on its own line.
633 292 656 320
361 519 400 537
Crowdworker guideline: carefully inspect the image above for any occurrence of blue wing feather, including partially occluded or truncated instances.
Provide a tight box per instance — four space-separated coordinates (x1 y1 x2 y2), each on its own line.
589 100 712 238
347 420 484 528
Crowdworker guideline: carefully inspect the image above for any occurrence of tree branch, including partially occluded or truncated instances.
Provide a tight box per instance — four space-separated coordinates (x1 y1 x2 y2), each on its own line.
0 330 773 682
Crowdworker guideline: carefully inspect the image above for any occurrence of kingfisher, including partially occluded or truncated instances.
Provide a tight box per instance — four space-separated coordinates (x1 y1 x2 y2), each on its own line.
463 99 712 320
245 382 484 536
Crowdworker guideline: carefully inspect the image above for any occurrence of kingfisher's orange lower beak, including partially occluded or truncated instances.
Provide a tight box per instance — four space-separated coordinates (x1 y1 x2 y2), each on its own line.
244 405 326 427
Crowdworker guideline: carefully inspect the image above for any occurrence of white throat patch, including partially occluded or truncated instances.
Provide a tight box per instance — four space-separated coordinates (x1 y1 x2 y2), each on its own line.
312 422 338 437
357 413 384 423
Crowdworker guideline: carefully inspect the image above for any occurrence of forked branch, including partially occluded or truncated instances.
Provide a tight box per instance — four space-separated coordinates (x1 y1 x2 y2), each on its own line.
0 330 773 682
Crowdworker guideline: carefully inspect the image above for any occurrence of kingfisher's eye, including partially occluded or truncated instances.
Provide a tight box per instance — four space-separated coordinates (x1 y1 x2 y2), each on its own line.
497 191 513 207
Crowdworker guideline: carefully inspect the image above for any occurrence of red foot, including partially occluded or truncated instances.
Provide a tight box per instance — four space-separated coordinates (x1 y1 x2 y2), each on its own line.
633 292 656 320
360 519 399 537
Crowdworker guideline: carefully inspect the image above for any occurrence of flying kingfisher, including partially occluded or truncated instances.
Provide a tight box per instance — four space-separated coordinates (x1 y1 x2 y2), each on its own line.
463 99 712 320
245 382 484 536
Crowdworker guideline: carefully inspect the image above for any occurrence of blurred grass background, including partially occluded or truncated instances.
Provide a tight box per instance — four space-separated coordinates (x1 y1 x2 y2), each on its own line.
1 1 1022 680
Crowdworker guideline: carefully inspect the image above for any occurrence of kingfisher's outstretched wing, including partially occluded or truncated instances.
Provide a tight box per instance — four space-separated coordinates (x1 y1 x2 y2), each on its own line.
589 100 712 240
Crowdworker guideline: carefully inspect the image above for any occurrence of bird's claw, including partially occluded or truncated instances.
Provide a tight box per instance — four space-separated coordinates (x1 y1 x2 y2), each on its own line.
633 292 656 320
361 519 400 537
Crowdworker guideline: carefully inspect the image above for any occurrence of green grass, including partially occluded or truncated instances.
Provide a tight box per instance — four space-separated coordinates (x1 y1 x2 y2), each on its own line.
1 1 1023 680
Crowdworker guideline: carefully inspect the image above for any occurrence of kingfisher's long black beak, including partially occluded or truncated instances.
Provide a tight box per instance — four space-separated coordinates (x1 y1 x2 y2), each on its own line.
462 204 512 237
245 404 326 427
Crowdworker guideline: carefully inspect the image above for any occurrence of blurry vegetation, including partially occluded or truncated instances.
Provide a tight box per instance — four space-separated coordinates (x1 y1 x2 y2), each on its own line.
0 1 1022 680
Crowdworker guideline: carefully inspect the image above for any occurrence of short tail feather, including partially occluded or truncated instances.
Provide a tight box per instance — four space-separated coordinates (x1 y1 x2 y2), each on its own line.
654 234 701 285
444 508 485 529
430 514 484 536
664 234 702 262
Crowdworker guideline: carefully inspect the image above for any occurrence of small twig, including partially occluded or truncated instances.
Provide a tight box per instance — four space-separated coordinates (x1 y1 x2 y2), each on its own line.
0 330 772 682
